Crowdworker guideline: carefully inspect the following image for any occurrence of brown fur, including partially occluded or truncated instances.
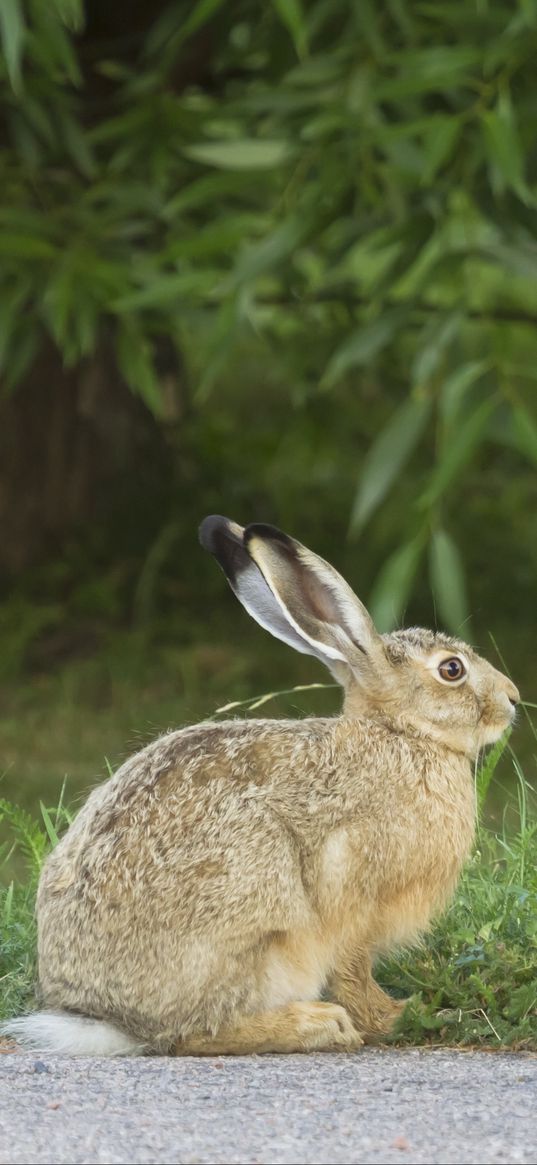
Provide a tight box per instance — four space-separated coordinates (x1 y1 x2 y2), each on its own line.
33 519 519 1055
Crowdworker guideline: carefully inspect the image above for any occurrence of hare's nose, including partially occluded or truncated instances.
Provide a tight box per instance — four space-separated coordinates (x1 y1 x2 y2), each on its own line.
507 681 520 707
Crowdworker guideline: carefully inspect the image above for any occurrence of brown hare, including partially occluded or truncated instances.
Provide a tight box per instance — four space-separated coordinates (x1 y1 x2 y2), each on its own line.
3 517 519 1055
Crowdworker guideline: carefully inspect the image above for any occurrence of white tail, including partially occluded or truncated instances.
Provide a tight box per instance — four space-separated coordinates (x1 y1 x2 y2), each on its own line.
1 1011 146 1056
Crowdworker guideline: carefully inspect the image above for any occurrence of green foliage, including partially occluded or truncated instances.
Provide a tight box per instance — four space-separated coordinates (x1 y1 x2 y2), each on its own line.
1 2 537 630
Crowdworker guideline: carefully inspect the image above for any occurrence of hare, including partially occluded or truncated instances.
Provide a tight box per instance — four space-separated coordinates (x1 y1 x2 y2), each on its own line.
3 517 518 1056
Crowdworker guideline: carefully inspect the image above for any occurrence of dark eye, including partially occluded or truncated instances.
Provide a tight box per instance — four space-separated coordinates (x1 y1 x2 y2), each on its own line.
438 657 466 682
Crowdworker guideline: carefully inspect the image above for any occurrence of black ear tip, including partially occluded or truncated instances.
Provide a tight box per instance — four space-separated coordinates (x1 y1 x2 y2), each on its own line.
199 515 229 553
199 515 246 555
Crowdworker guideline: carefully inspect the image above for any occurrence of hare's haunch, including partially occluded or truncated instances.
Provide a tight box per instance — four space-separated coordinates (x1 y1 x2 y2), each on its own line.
3 517 519 1055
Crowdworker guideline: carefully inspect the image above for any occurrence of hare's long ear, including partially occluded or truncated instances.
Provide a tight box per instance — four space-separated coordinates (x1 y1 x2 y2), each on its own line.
199 515 317 657
243 523 384 676
199 516 385 681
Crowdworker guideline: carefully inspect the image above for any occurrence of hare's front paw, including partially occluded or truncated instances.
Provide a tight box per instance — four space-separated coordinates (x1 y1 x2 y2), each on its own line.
293 1001 364 1052
360 995 412 1043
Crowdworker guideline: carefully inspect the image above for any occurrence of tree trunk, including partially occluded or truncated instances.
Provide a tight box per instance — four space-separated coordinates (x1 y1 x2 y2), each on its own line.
0 342 172 577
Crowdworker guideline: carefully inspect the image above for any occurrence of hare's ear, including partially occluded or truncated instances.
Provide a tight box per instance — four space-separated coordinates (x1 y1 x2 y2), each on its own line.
243 523 384 675
199 515 317 657
199 515 384 681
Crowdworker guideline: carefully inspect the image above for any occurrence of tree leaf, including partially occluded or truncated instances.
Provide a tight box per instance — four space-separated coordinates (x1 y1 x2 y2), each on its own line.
183 139 292 170
114 271 219 312
60 110 96 178
323 308 406 387
411 310 463 388
227 216 305 287
481 92 532 205
0 0 25 93
429 527 470 633
512 404 537 469
0 234 56 259
146 0 225 56
37 8 83 84
116 323 163 417
51 0 85 30
350 392 432 534
440 360 489 430
272 0 308 57
482 241 537 280
419 396 498 508
42 263 73 348
163 172 259 219
421 115 461 183
165 214 264 262
194 298 242 402
368 535 425 632
377 45 481 99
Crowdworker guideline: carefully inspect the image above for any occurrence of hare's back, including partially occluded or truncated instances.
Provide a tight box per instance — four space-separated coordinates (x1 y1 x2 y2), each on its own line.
39 717 331 912
86 714 325 832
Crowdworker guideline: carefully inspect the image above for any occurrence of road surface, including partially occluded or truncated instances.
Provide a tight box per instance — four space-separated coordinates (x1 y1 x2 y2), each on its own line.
0 1047 535 1164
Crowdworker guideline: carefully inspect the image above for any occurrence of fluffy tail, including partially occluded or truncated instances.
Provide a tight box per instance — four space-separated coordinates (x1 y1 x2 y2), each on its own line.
1 1011 146 1056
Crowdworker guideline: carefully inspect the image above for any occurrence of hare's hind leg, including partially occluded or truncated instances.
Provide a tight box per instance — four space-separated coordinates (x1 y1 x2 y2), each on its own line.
174 1001 363 1056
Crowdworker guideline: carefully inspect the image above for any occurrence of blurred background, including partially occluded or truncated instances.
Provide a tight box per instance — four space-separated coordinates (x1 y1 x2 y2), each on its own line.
0 0 536 816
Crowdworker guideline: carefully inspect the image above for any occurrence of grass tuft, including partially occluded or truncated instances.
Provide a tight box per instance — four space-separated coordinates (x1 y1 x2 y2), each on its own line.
0 796 72 1020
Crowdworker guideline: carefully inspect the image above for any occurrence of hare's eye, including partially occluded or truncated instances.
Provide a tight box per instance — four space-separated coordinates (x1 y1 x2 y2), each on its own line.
438 657 466 682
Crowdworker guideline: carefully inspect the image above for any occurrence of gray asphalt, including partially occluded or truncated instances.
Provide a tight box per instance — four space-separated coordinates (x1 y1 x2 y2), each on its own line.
0 1048 535 1165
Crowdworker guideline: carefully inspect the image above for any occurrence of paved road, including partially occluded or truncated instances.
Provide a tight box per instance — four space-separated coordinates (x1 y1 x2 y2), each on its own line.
0 1048 535 1164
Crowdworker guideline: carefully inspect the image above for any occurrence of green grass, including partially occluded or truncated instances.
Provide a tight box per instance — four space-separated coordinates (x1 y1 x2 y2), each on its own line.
1 702 536 1049
0 788 73 1021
